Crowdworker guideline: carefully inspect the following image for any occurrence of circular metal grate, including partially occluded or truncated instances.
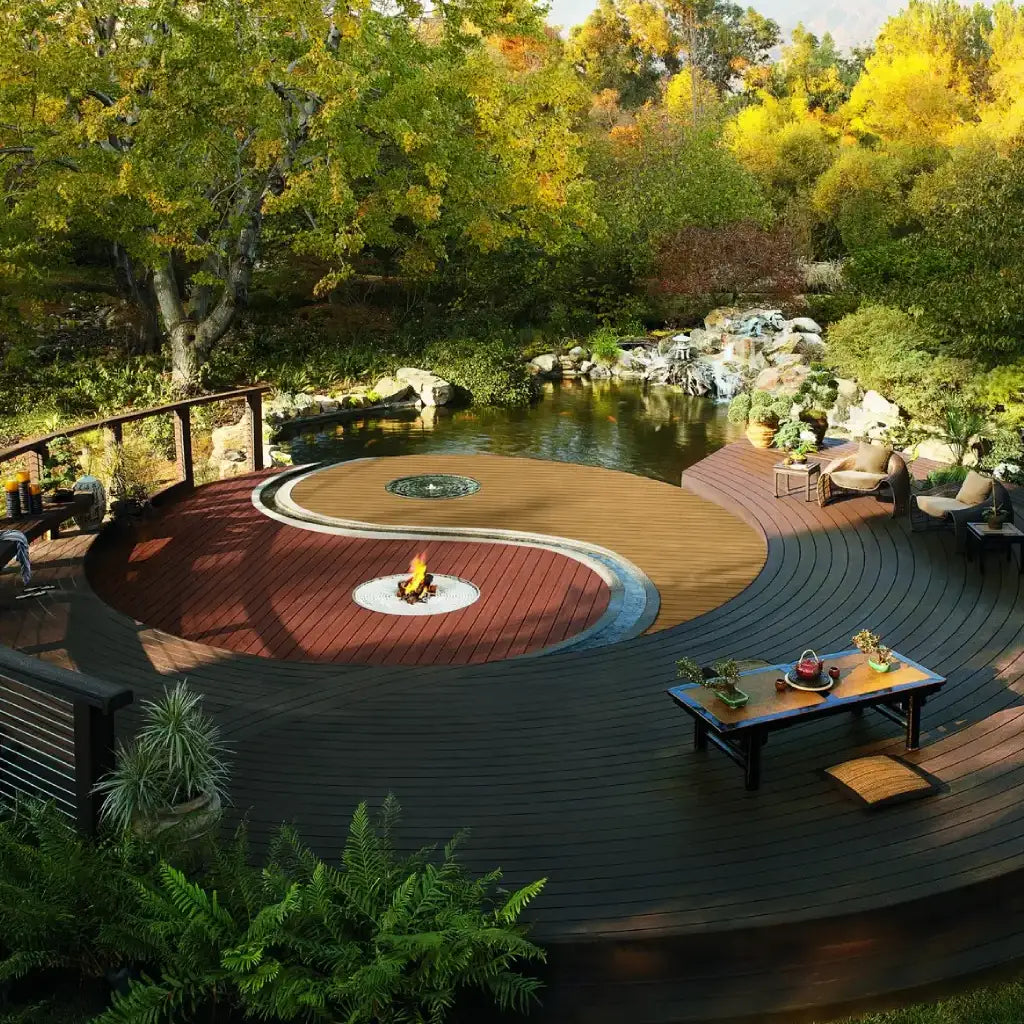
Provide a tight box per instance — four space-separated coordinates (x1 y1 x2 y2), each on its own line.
352 574 481 616
385 474 480 499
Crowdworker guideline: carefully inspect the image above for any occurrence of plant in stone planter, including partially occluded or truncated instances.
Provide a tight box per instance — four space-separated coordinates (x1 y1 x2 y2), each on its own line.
676 656 749 709
794 366 838 445
94 682 229 843
852 630 894 672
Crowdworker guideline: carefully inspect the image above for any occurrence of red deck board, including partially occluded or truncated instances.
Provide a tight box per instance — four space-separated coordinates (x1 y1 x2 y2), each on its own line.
90 477 610 666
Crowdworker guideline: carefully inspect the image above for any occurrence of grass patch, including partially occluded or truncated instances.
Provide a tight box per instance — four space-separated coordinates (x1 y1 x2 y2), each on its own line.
832 979 1024 1024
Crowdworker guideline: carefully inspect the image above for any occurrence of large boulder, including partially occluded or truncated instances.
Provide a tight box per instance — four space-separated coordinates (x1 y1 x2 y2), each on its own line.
567 345 588 364
789 316 823 334
687 328 722 353
769 352 805 369
704 307 740 332
588 364 611 379
843 389 903 438
528 353 560 378
754 363 812 395
396 367 453 406
373 377 413 403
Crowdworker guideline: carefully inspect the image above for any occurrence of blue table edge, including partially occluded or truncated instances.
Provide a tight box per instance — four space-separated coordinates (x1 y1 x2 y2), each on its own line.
666 649 947 731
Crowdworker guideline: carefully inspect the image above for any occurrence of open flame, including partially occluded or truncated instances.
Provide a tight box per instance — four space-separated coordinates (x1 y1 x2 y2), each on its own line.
402 553 428 596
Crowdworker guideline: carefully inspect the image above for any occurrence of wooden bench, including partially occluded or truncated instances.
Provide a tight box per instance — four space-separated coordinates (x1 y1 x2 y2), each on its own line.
0 493 93 574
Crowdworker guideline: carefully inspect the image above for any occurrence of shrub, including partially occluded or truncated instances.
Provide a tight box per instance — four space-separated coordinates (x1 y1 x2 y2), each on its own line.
588 326 623 366
825 305 978 421
422 336 535 406
651 221 804 305
938 402 988 466
727 393 751 424
0 802 152 989
925 465 970 487
800 291 861 329
774 419 803 449
99 798 546 1024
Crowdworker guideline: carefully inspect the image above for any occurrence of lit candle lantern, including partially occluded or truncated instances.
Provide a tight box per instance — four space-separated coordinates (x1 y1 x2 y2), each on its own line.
15 470 30 511
28 483 43 515
4 479 21 519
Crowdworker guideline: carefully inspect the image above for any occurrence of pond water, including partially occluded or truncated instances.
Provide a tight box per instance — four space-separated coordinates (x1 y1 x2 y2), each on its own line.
281 379 744 486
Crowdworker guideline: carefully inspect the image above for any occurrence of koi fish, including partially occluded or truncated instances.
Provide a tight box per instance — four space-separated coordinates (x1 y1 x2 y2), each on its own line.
607 415 617 423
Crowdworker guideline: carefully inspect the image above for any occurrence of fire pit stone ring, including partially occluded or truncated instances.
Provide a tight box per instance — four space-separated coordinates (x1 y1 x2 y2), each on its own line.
385 474 481 499
352 574 481 616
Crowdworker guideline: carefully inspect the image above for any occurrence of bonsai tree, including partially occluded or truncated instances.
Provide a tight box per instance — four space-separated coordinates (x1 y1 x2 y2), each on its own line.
982 485 1009 528
794 365 839 420
773 419 803 450
94 682 229 839
851 630 893 668
729 391 790 427
41 435 82 494
676 656 743 698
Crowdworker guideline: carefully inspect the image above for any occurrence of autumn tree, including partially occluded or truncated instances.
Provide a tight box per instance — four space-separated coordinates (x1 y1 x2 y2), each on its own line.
0 0 589 390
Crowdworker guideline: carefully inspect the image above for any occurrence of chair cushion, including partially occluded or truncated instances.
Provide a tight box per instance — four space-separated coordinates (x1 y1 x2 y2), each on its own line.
830 470 886 491
955 470 993 507
824 755 942 810
854 443 891 475
916 495 967 518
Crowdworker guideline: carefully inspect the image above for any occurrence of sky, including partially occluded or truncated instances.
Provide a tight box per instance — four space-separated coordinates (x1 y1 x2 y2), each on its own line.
546 0 911 49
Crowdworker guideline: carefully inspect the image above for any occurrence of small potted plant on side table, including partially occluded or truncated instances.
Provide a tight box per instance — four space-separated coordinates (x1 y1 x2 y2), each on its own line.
852 630 894 673
676 656 749 709
982 490 1009 531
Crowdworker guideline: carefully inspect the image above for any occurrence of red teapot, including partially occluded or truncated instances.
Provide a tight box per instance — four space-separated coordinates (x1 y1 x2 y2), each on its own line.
795 649 824 682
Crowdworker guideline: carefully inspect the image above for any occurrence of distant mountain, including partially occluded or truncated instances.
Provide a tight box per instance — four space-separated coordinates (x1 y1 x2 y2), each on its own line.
546 0 909 50
757 0 907 48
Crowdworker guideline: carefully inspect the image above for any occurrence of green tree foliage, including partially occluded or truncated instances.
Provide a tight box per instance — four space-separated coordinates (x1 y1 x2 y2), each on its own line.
0 0 590 390
98 798 546 1024
567 0 779 104
846 143 1024 362
761 24 865 112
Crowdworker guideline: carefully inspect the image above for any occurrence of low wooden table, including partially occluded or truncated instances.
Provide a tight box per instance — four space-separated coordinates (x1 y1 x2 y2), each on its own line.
773 460 820 502
965 521 1024 575
667 650 945 790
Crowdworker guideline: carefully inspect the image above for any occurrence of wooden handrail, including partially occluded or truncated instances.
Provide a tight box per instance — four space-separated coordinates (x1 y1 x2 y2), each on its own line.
0 644 132 713
0 385 270 463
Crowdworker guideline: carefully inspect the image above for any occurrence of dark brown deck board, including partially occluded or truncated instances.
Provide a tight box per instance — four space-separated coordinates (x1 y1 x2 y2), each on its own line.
0 447 1021 1022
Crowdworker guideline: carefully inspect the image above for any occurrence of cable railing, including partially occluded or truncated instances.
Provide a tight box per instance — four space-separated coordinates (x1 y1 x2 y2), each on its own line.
0 386 269 830
0 645 132 833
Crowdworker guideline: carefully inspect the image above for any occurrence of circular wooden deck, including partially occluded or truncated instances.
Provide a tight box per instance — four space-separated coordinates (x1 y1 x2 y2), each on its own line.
285 453 766 632
4 443 1024 1023
87 472 613 665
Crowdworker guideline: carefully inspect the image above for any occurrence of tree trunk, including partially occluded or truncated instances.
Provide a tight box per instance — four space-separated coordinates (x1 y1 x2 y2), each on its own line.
112 244 160 353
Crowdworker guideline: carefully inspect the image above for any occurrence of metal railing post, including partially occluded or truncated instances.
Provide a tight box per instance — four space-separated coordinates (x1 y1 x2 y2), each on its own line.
72 703 117 835
173 405 194 488
246 390 264 472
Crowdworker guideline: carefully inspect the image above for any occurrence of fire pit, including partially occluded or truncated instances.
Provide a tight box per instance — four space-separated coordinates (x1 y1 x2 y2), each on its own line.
396 553 437 604
352 552 481 617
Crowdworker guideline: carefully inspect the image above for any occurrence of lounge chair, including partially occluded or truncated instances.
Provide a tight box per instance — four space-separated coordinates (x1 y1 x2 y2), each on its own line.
817 443 911 518
911 469 1012 550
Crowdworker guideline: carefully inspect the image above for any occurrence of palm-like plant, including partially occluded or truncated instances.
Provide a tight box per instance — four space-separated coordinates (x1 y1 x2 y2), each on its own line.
940 402 988 466
97 797 547 1024
93 682 230 833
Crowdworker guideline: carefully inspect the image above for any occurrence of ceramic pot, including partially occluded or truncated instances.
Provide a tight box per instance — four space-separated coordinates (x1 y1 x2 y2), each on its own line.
746 423 777 449
712 684 749 709
868 659 891 673
984 514 1006 531
134 789 222 844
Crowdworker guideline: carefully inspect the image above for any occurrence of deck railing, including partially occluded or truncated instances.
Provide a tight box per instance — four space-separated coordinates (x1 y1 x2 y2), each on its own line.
0 385 269 504
0 645 132 834
0 386 269 831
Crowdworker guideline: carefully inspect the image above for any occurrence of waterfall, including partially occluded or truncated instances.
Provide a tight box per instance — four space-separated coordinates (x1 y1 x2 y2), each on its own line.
704 353 742 400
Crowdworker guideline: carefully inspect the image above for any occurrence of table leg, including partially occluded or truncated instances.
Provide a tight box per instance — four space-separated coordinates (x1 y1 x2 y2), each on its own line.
743 730 763 790
905 694 923 750
806 475 812 502
694 719 708 751
774 472 780 499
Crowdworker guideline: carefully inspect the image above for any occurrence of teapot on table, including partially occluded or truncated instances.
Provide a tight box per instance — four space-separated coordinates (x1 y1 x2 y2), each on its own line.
794 649 824 682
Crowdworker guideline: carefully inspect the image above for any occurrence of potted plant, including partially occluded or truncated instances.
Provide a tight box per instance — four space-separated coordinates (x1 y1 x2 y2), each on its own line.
730 391 788 449
852 630 894 673
42 435 82 502
94 682 229 844
794 367 839 446
788 440 818 464
676 656 749 709
982 488 1009 530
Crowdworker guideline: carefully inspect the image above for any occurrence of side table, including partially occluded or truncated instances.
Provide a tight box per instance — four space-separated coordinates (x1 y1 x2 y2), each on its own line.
966 521 1024 575
773 461 821 502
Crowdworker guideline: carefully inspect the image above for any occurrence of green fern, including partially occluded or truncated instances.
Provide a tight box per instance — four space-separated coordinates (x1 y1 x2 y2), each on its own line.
93 798 546 1024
